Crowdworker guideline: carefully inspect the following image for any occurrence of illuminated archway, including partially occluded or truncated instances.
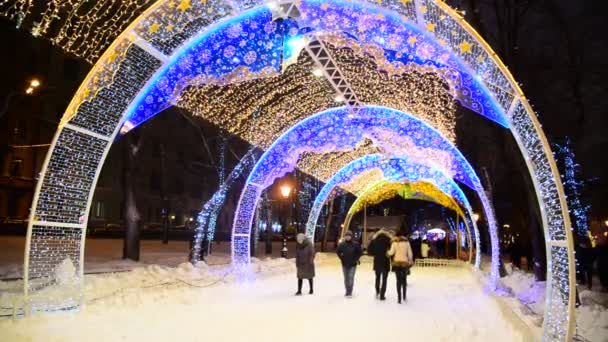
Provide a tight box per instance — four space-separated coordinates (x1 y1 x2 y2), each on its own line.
338 180 474 262
301 154 480 266
23 0 575 338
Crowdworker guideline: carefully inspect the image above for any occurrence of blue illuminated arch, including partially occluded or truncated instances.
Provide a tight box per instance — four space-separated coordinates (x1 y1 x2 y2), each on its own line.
232 105 498 286
303 154 481 267
120 1 507 133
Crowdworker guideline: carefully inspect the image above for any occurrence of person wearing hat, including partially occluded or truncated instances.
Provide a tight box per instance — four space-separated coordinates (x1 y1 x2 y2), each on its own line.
337 230 363 297
295 233 315 295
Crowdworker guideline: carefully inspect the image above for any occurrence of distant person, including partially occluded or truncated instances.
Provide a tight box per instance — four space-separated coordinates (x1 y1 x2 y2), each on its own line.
295 233 315 295
577 236 594 290
337 231 363 297
387 231 414 303
367 229 393 300
421 239 430 259
411 236 421 260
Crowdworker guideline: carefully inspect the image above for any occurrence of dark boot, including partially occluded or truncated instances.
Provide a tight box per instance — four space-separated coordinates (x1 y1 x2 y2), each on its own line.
397 283 402 304
308 279 314 295
295 279 303 296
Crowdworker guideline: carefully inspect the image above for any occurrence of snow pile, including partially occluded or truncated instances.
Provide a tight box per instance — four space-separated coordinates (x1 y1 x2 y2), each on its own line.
81 257 297 307
54 259 78 286
499 268 546 316
576 301 608 342
0 264 21 279
498 265 608 342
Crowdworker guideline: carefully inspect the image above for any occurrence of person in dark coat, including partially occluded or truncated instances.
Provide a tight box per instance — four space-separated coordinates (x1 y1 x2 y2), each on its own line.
337 230 363 297
367 229 393 300
576 236 595 290
295 233 315 295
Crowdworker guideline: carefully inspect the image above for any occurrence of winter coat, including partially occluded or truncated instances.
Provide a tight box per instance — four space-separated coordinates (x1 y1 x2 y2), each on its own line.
295 238 315 279
337 240 363 268
367 230 392 272
421 242 430 258
387 236 414 268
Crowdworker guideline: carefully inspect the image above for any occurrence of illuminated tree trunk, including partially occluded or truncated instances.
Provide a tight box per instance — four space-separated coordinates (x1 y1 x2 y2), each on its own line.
321 197 334 252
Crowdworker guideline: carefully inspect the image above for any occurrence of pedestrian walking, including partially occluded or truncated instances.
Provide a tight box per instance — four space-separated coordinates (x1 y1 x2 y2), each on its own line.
367 229 393 300
387 231 414 303
295 233 315 295
421 239 430 259
337 230 363 297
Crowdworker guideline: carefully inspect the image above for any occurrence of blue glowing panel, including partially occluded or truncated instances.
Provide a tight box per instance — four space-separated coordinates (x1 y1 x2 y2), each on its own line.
248 105 482 190
120 1 508 134
296 0 506 125
123 8 297 130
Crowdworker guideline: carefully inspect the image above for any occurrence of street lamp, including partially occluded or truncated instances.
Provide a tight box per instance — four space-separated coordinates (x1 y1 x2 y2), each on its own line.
280 184 291 258
25 79 41 96
1 77 43 120
280 185 291 199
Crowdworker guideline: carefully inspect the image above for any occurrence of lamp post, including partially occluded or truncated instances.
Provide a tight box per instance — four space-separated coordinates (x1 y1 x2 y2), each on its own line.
1 78 41 120
280 184 291 258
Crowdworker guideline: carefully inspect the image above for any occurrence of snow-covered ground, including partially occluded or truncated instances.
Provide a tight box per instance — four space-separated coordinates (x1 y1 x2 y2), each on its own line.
0 255 525 342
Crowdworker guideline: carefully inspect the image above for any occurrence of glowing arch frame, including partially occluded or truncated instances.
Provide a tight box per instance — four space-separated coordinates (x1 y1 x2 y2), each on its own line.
230 106 496 276
302 154 479 266
338 180 473 254
347 180 466 219
23 0 575 339
341 180 474 261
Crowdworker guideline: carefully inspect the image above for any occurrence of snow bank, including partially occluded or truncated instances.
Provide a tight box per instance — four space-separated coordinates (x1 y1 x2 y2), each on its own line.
498 265 608 342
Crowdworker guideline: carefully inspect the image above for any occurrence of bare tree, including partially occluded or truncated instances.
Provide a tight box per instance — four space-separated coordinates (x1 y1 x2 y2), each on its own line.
122 131 144 261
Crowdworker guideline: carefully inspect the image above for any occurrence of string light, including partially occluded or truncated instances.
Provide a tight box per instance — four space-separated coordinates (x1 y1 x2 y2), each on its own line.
552 138 590 237
191 147 258 263
347 180 466 219
1 0 156 63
